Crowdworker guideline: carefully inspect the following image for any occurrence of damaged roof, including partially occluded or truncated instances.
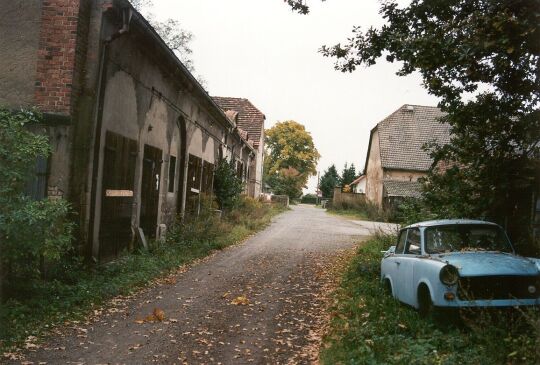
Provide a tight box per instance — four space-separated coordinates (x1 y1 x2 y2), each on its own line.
212 97 265 147
374 105 450 171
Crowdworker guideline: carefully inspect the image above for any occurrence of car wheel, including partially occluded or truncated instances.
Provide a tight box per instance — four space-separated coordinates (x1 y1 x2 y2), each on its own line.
418 285 434 318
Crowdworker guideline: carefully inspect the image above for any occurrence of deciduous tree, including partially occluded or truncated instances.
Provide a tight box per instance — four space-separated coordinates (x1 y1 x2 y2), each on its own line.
264 121 320 199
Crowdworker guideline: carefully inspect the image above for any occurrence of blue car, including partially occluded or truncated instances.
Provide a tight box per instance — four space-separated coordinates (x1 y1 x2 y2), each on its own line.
381 219 540 315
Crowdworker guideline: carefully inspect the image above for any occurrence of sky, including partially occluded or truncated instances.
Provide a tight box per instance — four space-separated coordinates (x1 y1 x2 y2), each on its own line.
149 0 440 193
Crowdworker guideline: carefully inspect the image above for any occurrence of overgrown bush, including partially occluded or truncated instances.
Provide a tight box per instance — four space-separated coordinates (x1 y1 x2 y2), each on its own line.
300 194 317 204
0 108 74 300
329 197 393 222
213 158 243 211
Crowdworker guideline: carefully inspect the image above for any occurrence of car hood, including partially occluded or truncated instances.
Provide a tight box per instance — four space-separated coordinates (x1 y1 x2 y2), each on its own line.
434 252 540 277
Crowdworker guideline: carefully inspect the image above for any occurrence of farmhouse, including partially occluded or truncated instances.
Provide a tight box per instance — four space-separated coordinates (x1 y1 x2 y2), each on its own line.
0 0 260 261
212 97 266 197
364 104 450 208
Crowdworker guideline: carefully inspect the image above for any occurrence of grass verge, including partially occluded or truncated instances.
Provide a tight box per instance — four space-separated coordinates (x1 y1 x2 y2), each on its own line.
320 234 540 365
0 198 285 353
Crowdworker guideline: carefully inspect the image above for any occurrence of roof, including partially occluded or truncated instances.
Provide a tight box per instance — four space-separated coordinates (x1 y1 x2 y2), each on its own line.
404 219 500 229
370 105 450 172
350 175 366 186
212 97 266 148
383 180 423 198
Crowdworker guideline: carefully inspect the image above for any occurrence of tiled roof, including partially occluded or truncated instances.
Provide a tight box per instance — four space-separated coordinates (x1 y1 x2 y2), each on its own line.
212 97 265 148
383 180 423 198
377 105 450 171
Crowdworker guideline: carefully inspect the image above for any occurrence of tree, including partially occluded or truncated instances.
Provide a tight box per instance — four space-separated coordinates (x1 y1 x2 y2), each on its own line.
340 163 356 187
213 158 243 212
264 121 320 199
319 164 340 198
130 0 205 85
290 0 540 243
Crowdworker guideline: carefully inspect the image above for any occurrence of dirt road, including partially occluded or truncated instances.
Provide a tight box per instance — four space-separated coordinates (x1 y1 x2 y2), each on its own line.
17 205 393 364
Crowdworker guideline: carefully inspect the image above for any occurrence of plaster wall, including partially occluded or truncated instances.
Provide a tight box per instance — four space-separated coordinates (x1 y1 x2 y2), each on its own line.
384 169 426 182
365 129 384 206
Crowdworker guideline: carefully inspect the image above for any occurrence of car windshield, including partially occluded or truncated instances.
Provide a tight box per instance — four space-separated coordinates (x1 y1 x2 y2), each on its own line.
424 224 513 254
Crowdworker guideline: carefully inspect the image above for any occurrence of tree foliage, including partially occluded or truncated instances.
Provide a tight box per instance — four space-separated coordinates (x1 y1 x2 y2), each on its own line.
290 0 540 241
0 108 73 298
264 121 320 199
319 164 340 198
340 163 356 187
130 0 205 85
213 158 244 211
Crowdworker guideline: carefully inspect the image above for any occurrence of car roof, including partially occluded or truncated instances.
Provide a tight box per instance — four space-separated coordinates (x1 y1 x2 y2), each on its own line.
402 219 500 229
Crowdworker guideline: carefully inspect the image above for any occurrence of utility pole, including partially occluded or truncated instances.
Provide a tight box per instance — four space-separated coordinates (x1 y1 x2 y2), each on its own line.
316 170 320 206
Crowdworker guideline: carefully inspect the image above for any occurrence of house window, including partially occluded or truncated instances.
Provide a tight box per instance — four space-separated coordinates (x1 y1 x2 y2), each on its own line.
236 161 243 179
168 156 176 193
186 154 202 214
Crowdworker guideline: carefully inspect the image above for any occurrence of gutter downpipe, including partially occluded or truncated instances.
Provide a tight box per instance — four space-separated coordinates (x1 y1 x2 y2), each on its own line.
87 7 132 262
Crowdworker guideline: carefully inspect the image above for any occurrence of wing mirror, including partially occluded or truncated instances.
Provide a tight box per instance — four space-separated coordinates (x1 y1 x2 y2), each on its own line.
382 245 396 256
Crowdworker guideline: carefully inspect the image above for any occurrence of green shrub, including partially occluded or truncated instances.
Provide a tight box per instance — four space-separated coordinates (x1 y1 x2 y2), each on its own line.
213 158 243 211
0 108 74 299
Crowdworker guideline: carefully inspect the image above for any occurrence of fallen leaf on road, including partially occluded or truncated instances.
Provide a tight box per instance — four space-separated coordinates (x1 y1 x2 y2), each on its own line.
231 295 250 305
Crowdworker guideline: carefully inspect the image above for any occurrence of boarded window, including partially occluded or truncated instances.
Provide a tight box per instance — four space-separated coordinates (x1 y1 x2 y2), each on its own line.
25 155 48 200
186 154 202 214
201 161 214 194
168 156 176 193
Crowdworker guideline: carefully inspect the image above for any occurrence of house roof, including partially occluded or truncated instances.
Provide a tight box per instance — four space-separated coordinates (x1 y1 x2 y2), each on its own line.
212 97 266 148
383 180 423 198
371 105 450 172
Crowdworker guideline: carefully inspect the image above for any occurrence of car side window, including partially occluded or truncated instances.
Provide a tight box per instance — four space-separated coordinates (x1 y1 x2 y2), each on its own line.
404 228 421 255
395 230 407 254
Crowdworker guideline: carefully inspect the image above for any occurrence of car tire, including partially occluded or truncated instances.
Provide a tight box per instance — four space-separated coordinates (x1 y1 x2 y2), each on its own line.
418 285 434 318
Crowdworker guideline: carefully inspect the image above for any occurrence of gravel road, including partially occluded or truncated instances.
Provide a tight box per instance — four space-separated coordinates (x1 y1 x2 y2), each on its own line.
16 205 393 365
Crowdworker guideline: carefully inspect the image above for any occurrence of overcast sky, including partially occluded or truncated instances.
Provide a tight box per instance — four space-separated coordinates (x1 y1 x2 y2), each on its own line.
150 0 439 193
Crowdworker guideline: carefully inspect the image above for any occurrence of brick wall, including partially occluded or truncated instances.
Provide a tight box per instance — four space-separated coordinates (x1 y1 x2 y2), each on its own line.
34 0 82 115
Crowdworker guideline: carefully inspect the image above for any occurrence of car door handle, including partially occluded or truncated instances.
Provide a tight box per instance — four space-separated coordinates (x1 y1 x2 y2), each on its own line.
395 261 401 265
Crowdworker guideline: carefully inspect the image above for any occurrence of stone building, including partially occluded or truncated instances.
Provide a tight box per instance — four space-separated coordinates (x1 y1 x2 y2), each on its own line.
0 0 256 261
212 97 265 197
364 104 450 207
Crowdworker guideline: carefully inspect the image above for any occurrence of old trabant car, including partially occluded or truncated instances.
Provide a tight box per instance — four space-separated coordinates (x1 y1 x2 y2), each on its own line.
381 220 540 315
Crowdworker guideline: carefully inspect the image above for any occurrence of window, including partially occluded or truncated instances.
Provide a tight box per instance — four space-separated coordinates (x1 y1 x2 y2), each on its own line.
168 156 176 193
404 228 421 255
395 230 407 254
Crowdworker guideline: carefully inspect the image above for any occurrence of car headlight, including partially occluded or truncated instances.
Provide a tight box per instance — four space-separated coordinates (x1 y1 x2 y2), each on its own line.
439 265 459 286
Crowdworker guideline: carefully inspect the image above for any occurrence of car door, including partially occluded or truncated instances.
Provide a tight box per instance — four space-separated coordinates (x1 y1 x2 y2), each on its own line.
396 228 421 305
383 229 408 298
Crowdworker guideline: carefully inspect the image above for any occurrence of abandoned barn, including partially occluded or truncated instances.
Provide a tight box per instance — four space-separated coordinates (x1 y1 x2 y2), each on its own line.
0 0 262 261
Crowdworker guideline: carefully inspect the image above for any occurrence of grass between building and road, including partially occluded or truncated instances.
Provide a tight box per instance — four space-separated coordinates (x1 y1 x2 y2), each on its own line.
0 197 286 354
320 233 540 365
